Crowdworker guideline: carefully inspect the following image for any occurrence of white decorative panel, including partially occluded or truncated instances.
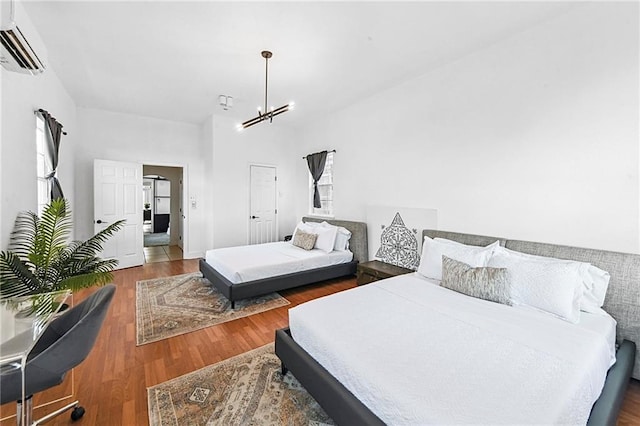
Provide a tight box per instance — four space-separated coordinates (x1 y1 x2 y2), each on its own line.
123 184 137 215
366 206 438 267
101 165 116 178
123 167 137 180
102 183 117 215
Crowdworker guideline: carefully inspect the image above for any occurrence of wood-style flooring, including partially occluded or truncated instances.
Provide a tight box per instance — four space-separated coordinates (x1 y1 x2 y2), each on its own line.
1 259 639 425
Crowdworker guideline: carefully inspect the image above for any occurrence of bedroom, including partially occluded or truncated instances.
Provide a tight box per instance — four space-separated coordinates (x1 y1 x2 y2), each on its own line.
0 1 638 425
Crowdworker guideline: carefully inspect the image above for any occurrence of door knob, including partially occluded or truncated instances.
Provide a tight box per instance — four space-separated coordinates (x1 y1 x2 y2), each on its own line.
251 215 260 219
96 219 103 224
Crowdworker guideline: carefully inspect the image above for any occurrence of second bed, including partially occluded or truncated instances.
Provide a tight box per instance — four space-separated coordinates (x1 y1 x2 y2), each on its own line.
199 217 368 308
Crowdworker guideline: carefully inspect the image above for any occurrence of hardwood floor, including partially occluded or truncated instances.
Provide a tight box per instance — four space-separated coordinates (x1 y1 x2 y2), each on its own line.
1 259 639 425
0 259 356 425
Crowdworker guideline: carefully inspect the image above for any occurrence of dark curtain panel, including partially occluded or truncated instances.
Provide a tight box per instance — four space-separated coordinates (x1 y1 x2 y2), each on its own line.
38 109 65 201
306 150 328 208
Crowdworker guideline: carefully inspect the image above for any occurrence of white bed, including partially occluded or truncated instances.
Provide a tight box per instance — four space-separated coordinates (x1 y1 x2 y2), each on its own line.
204 241 353 284
289 273 617 425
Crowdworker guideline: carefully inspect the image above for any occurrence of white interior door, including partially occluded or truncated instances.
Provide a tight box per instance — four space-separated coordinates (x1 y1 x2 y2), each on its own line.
178 178 184 249
94 159 144 269
249 165 277 244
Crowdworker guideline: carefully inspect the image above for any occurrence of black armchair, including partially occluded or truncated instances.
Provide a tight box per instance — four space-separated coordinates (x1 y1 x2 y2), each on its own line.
0 284 115 424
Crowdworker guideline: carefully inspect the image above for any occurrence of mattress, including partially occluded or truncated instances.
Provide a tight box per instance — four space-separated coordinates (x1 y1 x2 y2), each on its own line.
289 273 617 425
204 242 353 284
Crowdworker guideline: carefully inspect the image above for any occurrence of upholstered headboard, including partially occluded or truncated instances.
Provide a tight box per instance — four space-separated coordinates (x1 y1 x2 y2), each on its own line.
302 217 368 264
423 229 640 380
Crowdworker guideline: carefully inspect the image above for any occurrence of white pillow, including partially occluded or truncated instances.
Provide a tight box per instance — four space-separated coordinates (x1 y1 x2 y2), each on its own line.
292 221 312 235
320 222 352 251
491 246 610 313
417 236 499 281
312 225 338 253
581 265 610 313
487 249 584 323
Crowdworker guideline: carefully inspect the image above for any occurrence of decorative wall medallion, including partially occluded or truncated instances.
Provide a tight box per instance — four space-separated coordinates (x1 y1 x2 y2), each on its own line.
375 212 419 269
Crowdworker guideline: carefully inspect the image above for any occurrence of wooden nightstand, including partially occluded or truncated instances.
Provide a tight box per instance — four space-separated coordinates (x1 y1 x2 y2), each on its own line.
356 260 413 285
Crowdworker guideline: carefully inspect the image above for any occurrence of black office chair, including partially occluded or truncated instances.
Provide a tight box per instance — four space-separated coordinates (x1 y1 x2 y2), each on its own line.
0 284 115 425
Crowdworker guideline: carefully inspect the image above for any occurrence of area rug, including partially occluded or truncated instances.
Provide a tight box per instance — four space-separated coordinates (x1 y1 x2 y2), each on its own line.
136 273 290 345
144 232 170 247
147 343 334 426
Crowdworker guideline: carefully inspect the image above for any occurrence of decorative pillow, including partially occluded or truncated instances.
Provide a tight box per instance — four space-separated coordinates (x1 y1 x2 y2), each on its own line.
320 222 352 251
491 246 610 313
312 225 338 253
441 256 511 306
417 236 499 281
487 249 583 323
292 229 317 251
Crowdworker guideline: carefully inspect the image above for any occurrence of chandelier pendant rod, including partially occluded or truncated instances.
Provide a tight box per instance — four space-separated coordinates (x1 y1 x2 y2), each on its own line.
239 50 290 130
262 50 272 122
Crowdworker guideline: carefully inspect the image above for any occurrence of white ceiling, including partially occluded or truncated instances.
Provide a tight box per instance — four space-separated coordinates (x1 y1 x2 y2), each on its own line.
22 1 576 126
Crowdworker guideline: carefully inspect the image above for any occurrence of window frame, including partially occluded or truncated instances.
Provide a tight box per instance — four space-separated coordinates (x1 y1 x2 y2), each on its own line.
308 151 334 217
36 114 50 215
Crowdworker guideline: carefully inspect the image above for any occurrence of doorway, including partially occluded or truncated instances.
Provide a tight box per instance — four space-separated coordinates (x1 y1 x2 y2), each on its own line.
142 165 184 263
249 164 278 244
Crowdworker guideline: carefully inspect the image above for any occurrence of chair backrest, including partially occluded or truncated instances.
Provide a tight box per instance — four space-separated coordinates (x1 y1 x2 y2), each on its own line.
28 284 116 377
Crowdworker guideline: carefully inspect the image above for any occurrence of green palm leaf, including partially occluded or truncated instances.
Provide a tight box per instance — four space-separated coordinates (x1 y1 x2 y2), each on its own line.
0 199 123 300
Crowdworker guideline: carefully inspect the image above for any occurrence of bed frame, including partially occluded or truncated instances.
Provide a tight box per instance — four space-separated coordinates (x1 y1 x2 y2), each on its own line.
199 217 368 309
276 229 640 425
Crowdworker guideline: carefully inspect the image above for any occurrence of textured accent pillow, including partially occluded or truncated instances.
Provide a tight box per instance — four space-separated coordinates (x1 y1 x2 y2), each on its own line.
417 236 499 281
441 256 511 306
292 229 317 251
488 249 583 323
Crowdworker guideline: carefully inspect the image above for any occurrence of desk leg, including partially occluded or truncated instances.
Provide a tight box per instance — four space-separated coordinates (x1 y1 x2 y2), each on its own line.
19 358 26 426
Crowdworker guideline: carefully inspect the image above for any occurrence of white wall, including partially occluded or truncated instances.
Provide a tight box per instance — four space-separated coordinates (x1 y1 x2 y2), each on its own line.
75 107 207 258
205 114 298 249
0 64 77 250
294 3 639 253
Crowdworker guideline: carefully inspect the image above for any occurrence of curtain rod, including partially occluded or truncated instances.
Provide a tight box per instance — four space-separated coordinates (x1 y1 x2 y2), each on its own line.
34 109 68 135
302 149 336 159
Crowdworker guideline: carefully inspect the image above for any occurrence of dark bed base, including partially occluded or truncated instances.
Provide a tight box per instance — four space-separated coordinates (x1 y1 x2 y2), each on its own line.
199 259 357 309
275 327 636 426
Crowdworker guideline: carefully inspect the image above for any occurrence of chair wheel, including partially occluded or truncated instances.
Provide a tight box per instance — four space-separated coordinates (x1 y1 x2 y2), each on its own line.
71 406 85 421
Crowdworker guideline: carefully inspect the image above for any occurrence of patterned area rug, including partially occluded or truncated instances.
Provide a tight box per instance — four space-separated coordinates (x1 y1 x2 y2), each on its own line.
147 344 334 426
136 273 290 345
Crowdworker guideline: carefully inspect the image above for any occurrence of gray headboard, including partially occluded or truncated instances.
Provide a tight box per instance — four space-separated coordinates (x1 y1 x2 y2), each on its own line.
302 217 368 264
423 229 640 380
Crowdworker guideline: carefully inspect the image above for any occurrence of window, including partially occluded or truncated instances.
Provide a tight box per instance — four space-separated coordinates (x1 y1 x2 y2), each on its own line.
36 114 49 215
309 151 334 217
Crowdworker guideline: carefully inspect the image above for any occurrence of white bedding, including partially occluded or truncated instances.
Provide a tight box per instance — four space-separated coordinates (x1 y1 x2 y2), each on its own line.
204 241 353 284
289 273 617 425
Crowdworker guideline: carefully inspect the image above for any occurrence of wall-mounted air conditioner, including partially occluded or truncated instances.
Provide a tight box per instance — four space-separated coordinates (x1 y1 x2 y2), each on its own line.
0 0 46 75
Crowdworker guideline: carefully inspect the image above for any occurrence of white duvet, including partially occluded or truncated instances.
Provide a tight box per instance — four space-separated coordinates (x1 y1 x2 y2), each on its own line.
289 273 617 425
204 242 353 284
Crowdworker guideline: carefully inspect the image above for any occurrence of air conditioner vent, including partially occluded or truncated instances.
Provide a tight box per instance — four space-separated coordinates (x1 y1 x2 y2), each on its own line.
0 22 45 74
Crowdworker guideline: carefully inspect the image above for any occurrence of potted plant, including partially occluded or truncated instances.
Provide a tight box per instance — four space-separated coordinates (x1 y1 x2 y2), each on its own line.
0 198 124 301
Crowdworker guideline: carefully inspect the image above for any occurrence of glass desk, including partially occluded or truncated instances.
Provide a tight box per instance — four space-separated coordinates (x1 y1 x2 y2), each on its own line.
0 290 70 425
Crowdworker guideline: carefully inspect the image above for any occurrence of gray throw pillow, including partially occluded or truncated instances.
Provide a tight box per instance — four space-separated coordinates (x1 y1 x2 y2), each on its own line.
292 229 317 250
441 255 511 306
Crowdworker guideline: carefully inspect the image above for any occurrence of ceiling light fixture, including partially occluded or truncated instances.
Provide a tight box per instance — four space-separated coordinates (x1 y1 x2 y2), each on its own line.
238 50 294 131
219 95 233 111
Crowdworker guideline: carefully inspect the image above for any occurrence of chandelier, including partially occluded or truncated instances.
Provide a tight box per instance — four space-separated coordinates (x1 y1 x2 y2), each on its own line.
238 51 294 130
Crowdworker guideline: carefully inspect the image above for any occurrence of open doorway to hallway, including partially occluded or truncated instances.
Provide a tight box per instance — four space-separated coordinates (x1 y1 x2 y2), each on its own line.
142 164 184 263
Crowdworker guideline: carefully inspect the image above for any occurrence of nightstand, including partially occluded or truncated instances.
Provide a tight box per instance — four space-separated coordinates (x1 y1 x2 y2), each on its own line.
356 260 413 285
